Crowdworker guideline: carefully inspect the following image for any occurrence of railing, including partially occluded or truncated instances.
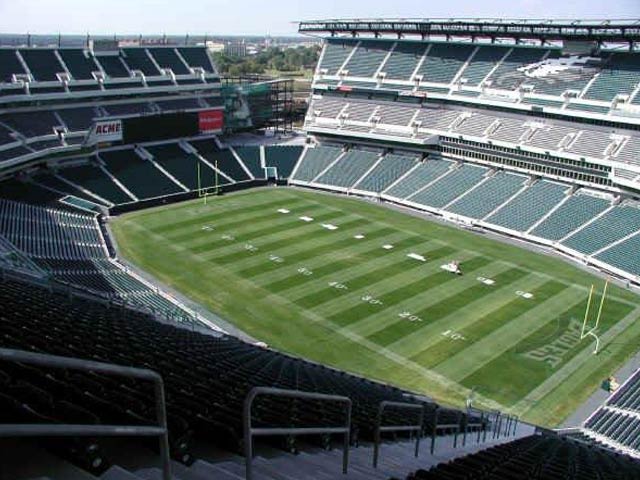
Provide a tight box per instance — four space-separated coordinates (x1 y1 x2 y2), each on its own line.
0 348 171 480
243 386 352 480
373 400 424 468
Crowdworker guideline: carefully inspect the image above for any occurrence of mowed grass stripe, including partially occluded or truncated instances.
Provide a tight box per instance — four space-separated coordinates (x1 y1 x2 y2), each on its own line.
234 218 373 277
345 261 515 338
151 196 301 234
255 231 414 291
368 267 530 347
187 208 341 255
169 202 327 244
437 284 585 381
295 245 455 310
225 220 387 276
411 275 559 369
385 273 549 357
328 255 492 328
209 213 359 265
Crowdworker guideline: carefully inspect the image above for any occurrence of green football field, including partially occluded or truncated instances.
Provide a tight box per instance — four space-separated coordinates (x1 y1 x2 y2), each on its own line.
111 187 640 428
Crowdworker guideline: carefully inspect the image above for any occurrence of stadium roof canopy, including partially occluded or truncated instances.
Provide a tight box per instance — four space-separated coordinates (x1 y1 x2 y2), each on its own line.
298 18 640 45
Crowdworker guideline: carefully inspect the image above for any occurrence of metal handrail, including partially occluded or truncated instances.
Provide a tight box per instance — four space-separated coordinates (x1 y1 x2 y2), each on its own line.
373 400 424 468
243 386 352 480
0 348 171 480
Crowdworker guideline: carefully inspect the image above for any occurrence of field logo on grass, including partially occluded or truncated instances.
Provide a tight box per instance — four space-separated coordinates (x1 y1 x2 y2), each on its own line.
522 318 583 368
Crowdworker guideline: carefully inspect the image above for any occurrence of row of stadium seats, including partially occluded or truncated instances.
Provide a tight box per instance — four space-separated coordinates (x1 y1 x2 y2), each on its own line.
0 46 216 85
0 197 192 322
401 434 640 479
0 96 219 145
290 145 640 279
0 276 486 472
315 38 640 108
0 142 304 209
306 95 640 167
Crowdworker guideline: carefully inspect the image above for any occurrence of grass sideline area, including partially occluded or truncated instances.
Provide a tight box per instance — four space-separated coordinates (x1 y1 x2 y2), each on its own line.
111 187 640 427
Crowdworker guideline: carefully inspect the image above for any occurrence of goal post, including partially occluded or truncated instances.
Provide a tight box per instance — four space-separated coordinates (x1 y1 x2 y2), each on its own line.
196 160 220 205
581 281 609 354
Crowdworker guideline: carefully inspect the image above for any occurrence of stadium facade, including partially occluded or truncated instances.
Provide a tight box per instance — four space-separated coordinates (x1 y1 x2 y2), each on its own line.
0 19 639 479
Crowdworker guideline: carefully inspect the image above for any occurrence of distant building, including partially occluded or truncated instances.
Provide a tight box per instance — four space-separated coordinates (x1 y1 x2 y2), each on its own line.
224 40 247 57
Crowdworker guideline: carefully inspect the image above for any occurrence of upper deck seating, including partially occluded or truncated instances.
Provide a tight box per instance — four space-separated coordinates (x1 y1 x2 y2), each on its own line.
56 107 99 131
583 53 640 102
416 43 474 84
318 40 357 75
0 49 26 83
458 46 508 86
342 41 389 78
177 47 216 73
121 48 160 76
96 55 130 78
485 47 547 90
58 49 100 80
148 47 190 75
19 49 65 82
382 42 425 80
2 111 62 138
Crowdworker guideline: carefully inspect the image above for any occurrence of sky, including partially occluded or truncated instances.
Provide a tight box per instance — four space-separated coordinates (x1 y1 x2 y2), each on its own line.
0 0 638 36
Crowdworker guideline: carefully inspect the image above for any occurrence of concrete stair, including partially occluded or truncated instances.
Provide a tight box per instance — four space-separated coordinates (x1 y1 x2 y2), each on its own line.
14 422 535 480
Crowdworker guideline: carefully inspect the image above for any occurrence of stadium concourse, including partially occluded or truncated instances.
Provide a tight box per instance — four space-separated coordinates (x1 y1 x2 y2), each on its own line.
1 18 640 480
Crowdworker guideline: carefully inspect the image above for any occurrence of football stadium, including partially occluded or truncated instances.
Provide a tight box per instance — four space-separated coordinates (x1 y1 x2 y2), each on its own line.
1 9 640 480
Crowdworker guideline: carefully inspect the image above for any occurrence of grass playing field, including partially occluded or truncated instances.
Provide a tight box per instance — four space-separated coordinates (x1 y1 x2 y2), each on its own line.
111 187 640 428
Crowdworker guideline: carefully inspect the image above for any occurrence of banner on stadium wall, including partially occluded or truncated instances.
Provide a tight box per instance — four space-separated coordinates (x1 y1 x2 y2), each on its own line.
85 120 123 146
198 110 224 133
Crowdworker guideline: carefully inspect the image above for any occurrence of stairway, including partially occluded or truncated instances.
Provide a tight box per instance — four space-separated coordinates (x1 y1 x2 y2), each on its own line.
9 421 536 480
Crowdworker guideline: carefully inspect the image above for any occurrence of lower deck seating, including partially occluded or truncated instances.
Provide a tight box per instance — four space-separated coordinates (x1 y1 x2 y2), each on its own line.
57 163 133 205
486 180 568 232
234 146 264 179
145 143 209 191
264 145 304 179
406 434 640 479
100 149 183 200
354 153 418 193
315 149 381 189
561 204 640 255
585 408 640 454
291 146 343 183
191 140 250 182
385 157 453 199
531 192 612 242
446 171 526 219
410 163 488 209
